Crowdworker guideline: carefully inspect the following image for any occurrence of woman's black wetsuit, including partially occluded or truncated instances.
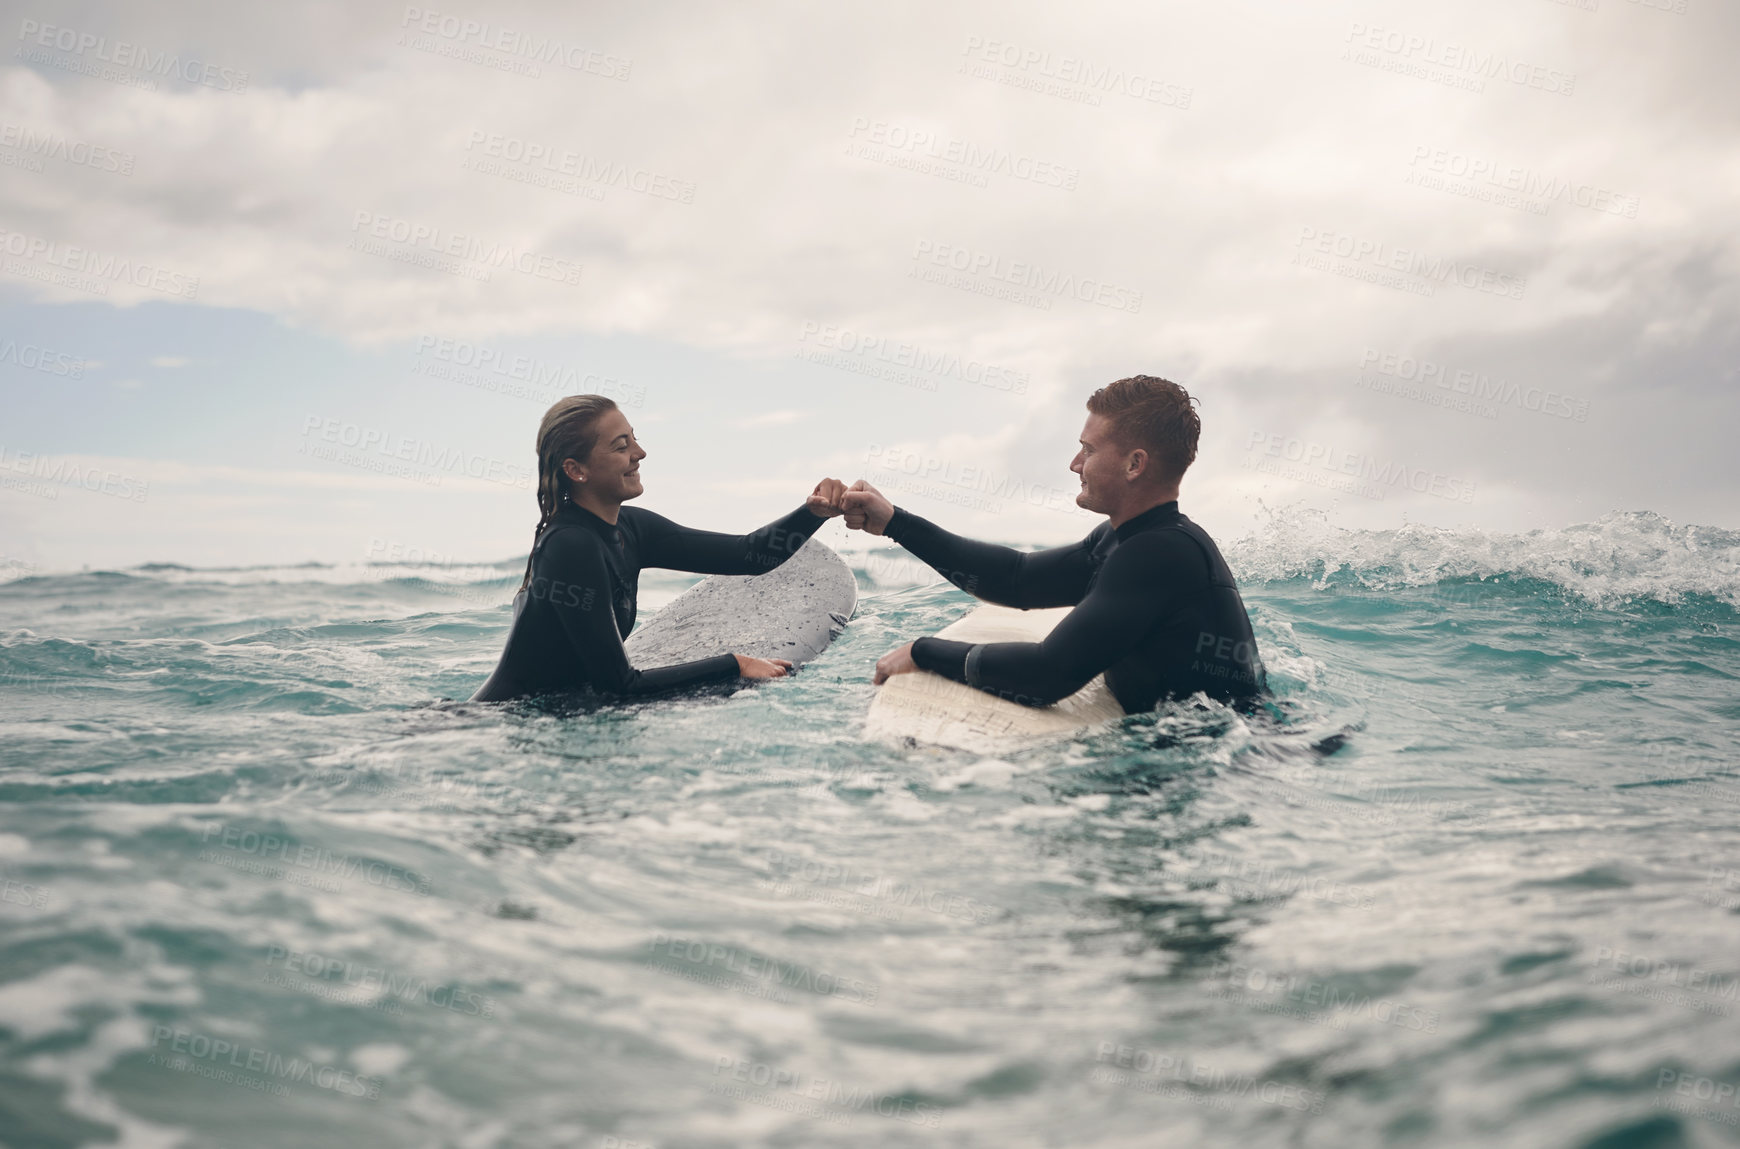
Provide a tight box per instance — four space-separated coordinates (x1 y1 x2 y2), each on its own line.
887 500 1267 711
471 501 826 702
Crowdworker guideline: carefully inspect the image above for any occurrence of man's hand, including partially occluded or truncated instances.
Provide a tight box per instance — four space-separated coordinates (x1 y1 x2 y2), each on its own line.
806 477 847 518
872 641 919 685
842 480 894 535
735 653 793 679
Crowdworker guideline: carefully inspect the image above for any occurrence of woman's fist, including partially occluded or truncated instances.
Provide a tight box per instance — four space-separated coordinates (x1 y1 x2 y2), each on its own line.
806 477 848 518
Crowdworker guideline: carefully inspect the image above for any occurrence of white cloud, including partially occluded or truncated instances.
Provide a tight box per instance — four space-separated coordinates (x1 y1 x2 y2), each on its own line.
1 0 1736 565
731 410 806 429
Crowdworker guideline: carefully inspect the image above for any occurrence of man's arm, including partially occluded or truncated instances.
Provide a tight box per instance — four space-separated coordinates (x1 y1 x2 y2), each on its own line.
906 531 1179 706
845 481 1096 608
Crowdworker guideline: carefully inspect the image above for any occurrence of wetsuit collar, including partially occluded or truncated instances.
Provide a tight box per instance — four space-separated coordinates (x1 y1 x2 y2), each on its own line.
554 500 622 537
1113 500 1180 541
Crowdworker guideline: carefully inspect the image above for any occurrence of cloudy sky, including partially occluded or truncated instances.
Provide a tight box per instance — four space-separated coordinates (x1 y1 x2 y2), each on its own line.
2 0 1735 572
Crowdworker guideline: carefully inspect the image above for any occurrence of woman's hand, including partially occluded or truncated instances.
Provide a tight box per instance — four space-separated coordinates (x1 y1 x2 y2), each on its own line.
806 477 848 518
735 653 794 679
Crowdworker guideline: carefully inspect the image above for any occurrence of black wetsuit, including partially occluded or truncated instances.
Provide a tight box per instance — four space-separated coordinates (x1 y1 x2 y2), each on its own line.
888 501 1266 711
471 501 826 702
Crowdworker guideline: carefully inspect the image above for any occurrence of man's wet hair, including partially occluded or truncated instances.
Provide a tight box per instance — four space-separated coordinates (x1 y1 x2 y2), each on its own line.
1086 375 1201 484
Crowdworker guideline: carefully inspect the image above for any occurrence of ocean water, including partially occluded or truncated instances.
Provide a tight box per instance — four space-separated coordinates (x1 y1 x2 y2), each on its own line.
2 509 1739 1149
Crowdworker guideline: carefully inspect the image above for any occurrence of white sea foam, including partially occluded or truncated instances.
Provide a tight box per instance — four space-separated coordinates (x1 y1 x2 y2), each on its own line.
1225 508 1740 608
122 560 521 588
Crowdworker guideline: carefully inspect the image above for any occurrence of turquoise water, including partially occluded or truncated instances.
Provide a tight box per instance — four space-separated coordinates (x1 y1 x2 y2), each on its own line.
2 510 1738 1148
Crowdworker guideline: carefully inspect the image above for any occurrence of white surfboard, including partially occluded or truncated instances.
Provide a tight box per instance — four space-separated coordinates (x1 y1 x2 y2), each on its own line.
625 537 856 667
863 603 1125 753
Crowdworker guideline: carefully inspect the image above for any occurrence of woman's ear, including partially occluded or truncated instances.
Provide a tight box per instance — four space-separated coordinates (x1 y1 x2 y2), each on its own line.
561 458 586 483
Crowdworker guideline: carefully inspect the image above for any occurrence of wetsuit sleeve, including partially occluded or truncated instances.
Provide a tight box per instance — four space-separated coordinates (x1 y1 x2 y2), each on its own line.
883 506 1095 608
909 531 1186 706
633 505 827 575
539 528 741 696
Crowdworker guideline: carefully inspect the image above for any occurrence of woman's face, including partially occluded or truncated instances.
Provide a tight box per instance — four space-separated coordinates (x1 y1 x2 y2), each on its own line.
564 408 646 504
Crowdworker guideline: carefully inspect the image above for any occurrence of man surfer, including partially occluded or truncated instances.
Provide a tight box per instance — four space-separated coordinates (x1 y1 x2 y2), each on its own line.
842 375 1266 711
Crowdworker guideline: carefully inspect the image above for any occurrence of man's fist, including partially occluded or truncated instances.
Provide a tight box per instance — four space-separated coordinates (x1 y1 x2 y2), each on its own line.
806 477 847 518
841 480 894 535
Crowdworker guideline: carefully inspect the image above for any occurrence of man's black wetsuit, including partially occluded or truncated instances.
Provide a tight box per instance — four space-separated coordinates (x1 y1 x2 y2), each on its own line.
471 501 826 702
887 501 1266 711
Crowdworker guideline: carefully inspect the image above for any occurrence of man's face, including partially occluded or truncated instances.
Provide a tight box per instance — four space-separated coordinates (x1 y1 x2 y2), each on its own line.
1070 413 1130 513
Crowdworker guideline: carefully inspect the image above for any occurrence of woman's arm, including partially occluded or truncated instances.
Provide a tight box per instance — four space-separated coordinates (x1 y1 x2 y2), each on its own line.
632 504 828 575
539 528 744 696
